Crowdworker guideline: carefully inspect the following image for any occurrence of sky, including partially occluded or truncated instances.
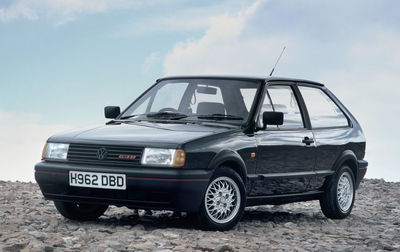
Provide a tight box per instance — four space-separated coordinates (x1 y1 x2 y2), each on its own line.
0 0 399 182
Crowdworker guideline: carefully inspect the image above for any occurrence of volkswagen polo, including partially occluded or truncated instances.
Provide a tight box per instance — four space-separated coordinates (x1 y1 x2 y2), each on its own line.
35 76 368 230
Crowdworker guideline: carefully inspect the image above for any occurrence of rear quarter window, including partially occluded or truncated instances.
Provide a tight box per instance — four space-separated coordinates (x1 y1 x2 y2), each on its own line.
298 86 348 128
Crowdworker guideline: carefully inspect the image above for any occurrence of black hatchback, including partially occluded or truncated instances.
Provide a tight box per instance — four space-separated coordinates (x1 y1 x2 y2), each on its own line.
35 75 367 230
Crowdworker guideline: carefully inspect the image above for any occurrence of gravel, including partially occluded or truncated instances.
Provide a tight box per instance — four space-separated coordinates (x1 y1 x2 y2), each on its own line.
0 179 399 251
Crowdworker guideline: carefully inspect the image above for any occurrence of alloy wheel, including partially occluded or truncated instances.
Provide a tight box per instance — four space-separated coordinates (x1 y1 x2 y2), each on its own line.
337 171 354 212
204 176 241 224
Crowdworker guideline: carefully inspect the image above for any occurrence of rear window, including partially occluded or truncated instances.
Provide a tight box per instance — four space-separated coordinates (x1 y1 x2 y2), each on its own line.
299 86 348 128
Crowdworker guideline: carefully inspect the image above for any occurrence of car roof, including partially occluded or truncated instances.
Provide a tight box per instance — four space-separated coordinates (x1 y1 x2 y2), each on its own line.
157 75 324 87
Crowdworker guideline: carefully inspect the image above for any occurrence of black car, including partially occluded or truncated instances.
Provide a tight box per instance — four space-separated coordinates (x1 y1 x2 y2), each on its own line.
35 75 368 230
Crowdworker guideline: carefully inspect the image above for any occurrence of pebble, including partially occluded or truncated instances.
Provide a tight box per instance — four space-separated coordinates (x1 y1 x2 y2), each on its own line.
0 179 399 251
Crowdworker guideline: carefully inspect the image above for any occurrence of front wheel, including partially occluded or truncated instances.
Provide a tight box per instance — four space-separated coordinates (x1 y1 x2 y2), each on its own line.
197 167 246 230
320 166 355 219
54 201 108 221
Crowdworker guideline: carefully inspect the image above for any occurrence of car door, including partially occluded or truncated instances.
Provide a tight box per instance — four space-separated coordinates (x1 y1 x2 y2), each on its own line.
252 82 316 195
297 84 352 190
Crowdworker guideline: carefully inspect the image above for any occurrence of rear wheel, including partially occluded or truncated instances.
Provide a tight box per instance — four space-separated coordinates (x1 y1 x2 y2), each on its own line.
54 201 108 221
197 167 246 230
320 166 355 219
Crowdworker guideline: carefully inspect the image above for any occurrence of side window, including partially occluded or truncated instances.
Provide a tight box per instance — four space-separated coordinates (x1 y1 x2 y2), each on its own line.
298 86 348 128
259 85 304 129
258 88 276 129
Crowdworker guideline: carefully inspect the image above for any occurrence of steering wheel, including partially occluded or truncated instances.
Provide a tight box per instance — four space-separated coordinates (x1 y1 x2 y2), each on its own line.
158 107 178 113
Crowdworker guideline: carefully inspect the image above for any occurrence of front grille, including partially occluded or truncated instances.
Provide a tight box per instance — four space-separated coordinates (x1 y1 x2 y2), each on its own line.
67 143 143 166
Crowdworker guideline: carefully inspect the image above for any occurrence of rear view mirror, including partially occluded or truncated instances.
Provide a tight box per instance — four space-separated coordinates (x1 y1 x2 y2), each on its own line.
197 86 217 95
263 111 284 128
104 106 121 119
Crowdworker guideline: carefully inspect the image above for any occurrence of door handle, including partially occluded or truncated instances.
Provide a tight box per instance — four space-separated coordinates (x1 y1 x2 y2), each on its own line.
302 137 314 145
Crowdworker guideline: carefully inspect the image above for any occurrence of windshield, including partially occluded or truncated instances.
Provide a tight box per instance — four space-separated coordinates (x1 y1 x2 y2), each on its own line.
121 78 260 123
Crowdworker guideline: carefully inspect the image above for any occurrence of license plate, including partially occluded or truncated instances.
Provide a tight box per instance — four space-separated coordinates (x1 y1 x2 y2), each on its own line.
69 171 126 190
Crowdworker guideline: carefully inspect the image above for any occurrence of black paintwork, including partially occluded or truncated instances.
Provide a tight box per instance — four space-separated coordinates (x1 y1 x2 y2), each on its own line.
35 75 367 211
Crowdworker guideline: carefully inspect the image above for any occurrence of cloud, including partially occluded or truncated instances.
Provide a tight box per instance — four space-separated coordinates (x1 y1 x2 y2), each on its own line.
141 52 160 74
111 13 211 38
109 0 252 38
0 1 39 21
316 36 400 181
163 0 400 76
163 0 400 181
163 0 265 75
0 109 71 182
0 0 179 25
163 0 308 76
0 0 113 24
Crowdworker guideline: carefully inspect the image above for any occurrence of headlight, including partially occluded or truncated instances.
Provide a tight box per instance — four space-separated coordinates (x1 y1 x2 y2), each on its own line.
42 143 69 160
141 148 185 167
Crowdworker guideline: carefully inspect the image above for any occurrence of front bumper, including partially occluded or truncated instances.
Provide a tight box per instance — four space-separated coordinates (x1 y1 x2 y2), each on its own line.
35 161 212 212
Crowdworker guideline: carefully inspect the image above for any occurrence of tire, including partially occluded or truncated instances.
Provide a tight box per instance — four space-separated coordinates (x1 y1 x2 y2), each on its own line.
197 167 246 230
54 201 108 221
319 166 355 219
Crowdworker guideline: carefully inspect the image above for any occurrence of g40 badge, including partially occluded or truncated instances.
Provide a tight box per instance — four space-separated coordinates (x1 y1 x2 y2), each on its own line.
118 154 136 160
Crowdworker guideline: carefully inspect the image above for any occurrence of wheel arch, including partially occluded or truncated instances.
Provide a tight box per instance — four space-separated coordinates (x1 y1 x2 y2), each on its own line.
333 150 358 183
208 150 248 185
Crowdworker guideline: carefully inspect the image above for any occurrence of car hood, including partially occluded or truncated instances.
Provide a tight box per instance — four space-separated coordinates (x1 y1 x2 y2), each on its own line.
48 121 236 148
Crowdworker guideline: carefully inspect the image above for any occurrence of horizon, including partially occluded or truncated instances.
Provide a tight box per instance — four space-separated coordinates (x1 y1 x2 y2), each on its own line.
1 0 399 182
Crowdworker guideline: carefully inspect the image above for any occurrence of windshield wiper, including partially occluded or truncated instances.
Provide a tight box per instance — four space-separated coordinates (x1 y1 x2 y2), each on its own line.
146 112 188 120
197 114 244 120
119 114 139 120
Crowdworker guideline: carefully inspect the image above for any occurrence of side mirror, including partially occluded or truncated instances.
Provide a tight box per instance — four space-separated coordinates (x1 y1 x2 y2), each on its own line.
262 111 284 128
104 106 121 119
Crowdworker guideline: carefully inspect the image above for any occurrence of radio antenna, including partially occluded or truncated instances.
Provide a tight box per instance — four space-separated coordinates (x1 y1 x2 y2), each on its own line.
269 46 286 76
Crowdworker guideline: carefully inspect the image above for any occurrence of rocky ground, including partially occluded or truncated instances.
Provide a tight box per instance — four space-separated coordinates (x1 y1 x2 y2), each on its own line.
0 179 399 252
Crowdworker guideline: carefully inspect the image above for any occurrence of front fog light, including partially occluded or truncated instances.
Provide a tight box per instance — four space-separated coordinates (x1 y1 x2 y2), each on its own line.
44 143 69 160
